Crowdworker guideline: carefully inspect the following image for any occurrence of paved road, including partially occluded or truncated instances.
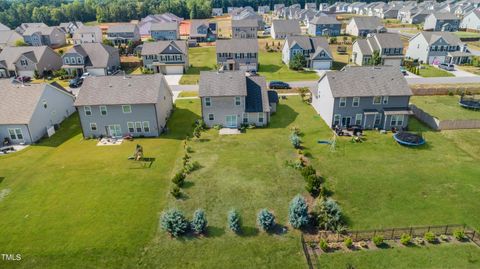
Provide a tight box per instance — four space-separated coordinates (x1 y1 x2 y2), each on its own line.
468 47 480 56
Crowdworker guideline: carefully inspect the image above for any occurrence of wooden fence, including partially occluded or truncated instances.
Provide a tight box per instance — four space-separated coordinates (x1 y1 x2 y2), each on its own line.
410 105 480 130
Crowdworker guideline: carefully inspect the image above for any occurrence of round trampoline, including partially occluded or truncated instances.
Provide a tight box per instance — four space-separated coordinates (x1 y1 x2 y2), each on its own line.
459 95 480 110
393 132 426 147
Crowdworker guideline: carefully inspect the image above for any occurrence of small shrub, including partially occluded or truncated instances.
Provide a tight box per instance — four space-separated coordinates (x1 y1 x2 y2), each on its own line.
172 172 186 187
213 124 223 130
288 195 309 229
440 234 449 241
170 185 181 198
301 165 316 179
290 133 301 149
290 126 301 135
448 90 454 96
344 237 353 248
160 209 189 237
228 209 241 233
184 161 200 174
454 230 465 240
400 233 411 245
305 174 322 196
319 239 328 251
424 232 436 243
372 235 384 246
257 209 275 231
191 209 208 234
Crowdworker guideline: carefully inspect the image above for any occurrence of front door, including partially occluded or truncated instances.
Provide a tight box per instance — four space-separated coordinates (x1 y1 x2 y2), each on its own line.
107 124 122 137
341 117 351 127
225 115 237 128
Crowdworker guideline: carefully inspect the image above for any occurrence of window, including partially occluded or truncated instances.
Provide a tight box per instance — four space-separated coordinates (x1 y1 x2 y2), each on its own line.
382 96 389 104
333 114 341 126
355 114 363 125
65 57 70 64
258 113 264 123
373 96 382 104
234 97 241 106
90 123 97 131
205 97 211 107
122 105 132 113
20 59 28 66
100 106 107 116
243 113 248 123
208 113 214 121
84 106 92 116
8 128 23 140
339 97 347 107
77 57 82 63
391 115 404 126
135 122 142 133
374 113 381 125
352 97 360 107
127 122 135 133
71 57 76 64
143 121 150 132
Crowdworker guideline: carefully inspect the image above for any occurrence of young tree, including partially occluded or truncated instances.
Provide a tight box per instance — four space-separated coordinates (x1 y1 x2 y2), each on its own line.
15 39 28 47
227 209 241 233
289 53 307 70
191 209 208 234
288 195 309 229
369 50 382 66
257 209 275 231
160 209 189 237
315 198 344 232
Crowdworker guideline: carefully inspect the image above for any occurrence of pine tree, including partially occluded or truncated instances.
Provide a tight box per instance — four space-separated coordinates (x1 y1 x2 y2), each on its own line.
227 209 241 233
257 209 275 231
191 209 207 234
160 209 189 237
288 195 309 229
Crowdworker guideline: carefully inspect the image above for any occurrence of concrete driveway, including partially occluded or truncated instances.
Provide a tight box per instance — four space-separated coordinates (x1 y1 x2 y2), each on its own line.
449 68 478 77
164 75 182 85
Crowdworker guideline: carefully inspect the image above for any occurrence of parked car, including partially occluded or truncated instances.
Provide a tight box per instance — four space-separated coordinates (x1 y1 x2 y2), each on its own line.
269 81 290 89
16 76 31 83
438 63 454 71
80 72 90 79
69 77 83 88
400 67 408 76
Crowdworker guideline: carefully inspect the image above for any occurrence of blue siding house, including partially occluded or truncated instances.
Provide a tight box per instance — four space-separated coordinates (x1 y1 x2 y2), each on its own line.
282 36 333 70
308 16 342 36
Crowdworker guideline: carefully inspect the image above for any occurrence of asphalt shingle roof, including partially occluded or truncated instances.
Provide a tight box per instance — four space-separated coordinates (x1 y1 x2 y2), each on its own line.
310 16 341 25
232 19 259 28
272 20 301 34
23 26 59 36
351 17 383 30
418 31 462 45
432 12 459 20
64 43 119 68
216 39 258 53
199 71 247 97
0 46 51 70
150 22 178 31
107 24 138 33
141 40 187 55
245 76 270 113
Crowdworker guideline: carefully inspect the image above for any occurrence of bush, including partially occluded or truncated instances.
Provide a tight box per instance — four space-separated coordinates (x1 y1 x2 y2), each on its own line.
170 185 181 198
301 165 316 179
172 172 186 187
257 209 275 231
440 234 449 241
305 174 322 196
319 239 328 251
184 161 200 174
372 235 384 246
227 209 241 233
424 231 436 243
344 237 353 248
315 198 345 232
454 230 465 240
191 209 207 234
290 133 301 149
400 233 411 245
289 53 307 70
288 195 309 229
160 209 189 237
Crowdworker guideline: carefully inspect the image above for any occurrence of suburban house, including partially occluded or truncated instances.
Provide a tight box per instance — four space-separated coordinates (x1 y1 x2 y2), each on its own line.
61 43 120 77
141 40 189 75
282 36 333 70
199 71 278 128
0 46 62 78
106 24 141 45
258 6 270 14
310 66 413 130
59 21 84 35
232 9 264 28
460 10 480 31
406 31 472 65
74 74 173 138
212 8 224 17
307 16 342 36
149 22 179 40
423 12 460 31
0 30 23 50
189 20 217 44
345 17 386 37
271 20 301 39
72 26 103 44
231 19 258 39
409 10 433 24
0 80 75 145
138 13 183 36
14 23 48 34
351 33 404 66
216 39 258 71
22 26 66 47
305 2 317 10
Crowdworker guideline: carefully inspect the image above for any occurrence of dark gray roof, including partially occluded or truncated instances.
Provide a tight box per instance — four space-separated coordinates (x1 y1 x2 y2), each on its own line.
150 22 178 31
190 20 211 38
107 24 138 33
245 76 269 113
267 90 279 104
74 74 171 106
272 20 301 34
141 40 187 55
351 17 383 30
199 71 247 97
322 66 413 98
216 39 258 53
64 43 119 68
286 36 331 57
232 19 259 28
0 46 53 70
310 16 341 25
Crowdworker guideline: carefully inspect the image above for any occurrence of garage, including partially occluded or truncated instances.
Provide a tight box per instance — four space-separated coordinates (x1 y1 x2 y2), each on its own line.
312 60 332 70
383 58 402 66
17 70 34 77
86 68 106 76
428 56 445 65
165 65 184 75
239 64 257 71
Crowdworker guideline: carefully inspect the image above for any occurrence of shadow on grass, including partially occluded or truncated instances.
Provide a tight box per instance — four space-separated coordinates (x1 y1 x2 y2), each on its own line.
207 226 226 238
164 107 201 140
269 103 299 128
240 226 259 237
182 181 195 189
35 113 81 147
0 177 4 184
332 61 347 70
128 157 156 169
258 64 282 73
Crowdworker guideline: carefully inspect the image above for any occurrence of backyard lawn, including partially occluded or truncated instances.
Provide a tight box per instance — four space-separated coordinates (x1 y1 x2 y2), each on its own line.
454 31 480 39
410 95 480 120
179 46 217 85
419 65 455 77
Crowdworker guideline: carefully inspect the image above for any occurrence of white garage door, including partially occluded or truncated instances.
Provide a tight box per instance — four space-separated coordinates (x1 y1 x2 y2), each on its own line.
87 68 106 76
17 70 34 77
165 65 184 75
383 58 402 67
312 61 331 70
428 56 445 65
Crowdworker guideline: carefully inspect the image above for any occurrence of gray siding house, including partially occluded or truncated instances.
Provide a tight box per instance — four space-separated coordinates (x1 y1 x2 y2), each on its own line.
23 26 66 48
199 71 278 128
307 16 342 36
460 10 480 31
231 19 258 39
216 39 258 71
0 30 23 50
310 66 413 130
106 24 141 45
282 36 333 70
345 17 386 37
150 22 180 40
72 26 103 44
424 12 460 31
352 33 404 66
14 23 48 35
61 43 120 76
189 20 217 44
141 40 189 74
0 46 62 78
0 80 75 145
74 74 173 138
271 20 301 39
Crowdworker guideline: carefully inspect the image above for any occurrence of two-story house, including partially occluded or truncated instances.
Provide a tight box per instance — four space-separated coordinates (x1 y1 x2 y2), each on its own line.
216 39 258 71
351 33 404 66
106 24 141 46
141 40 189 75
231 19 258 39
199 71 278 128
59 21 83 36
345 17 386 37
424 12 460 31
460 9 480 31
149 22 179 40
271 20 301 39
74 74 173 138
14 23 48 35
72 26 103 44
0 46 62 78
282 36 333 70
406 31 472 65
310 66 413 130
138 13 183 36
307 16 342 36
23 26 66 48
0 30 23 50
212 8 224 17
189 20 217 45
258 6 270 14
0 80 75 145
61 43 120 76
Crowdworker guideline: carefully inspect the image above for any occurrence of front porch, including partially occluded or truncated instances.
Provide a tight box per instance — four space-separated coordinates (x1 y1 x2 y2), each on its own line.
446 51 473 65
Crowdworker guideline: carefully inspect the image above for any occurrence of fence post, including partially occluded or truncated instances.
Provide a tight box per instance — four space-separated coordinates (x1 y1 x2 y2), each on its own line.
409 227 413 236
391 228 395 240
373 230 376 238
427 226 430 232
445 224 448 235
355 231 358 241
337 232 340 242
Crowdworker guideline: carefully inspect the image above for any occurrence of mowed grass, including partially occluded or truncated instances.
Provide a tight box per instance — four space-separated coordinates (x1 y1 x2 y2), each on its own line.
410 95 480 120
179 46 216 85
454 31 480 39
419 65 455 77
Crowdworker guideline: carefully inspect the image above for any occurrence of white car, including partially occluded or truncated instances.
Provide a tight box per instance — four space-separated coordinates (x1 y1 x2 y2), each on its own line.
80 72 90 79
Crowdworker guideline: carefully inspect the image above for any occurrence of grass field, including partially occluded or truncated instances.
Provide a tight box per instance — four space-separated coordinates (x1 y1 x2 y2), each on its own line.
454 31 480 39
419 65 455 77
179 46 217 85
410 95 480 120
458 65 480 76
1 97 479 268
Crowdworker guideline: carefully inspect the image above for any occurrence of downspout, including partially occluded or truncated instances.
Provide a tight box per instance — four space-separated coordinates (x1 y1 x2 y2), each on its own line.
25 124 33 144
76 107 86 139
153 104 160 136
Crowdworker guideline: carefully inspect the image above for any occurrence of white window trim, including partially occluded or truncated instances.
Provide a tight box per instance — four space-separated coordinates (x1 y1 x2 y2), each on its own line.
382 96 389 105
355 114 363 125
208 113 214 121
84 106 92 116
127 122 135 133
333 114 341 125
143 121 150 132
339 97 347 107
373 96 382 105
122 105 132 114
234 96 241 106
135 121 143 133
352 97 360 107
243 113 248 123
258 112 264 123
90 123 97 131
100 106 107 116
8 128 24 140
205 97 211 107
390 114 404 126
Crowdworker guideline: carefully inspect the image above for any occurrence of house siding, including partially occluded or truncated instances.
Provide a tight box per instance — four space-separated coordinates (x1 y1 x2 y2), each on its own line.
151 30 179 40
307 23 341 36
201 96 246 128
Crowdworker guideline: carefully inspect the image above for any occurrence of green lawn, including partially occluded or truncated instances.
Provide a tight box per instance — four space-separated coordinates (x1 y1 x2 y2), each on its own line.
454 31 480 39
410 95 480 120
179 46 217 85
419 65 455 77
